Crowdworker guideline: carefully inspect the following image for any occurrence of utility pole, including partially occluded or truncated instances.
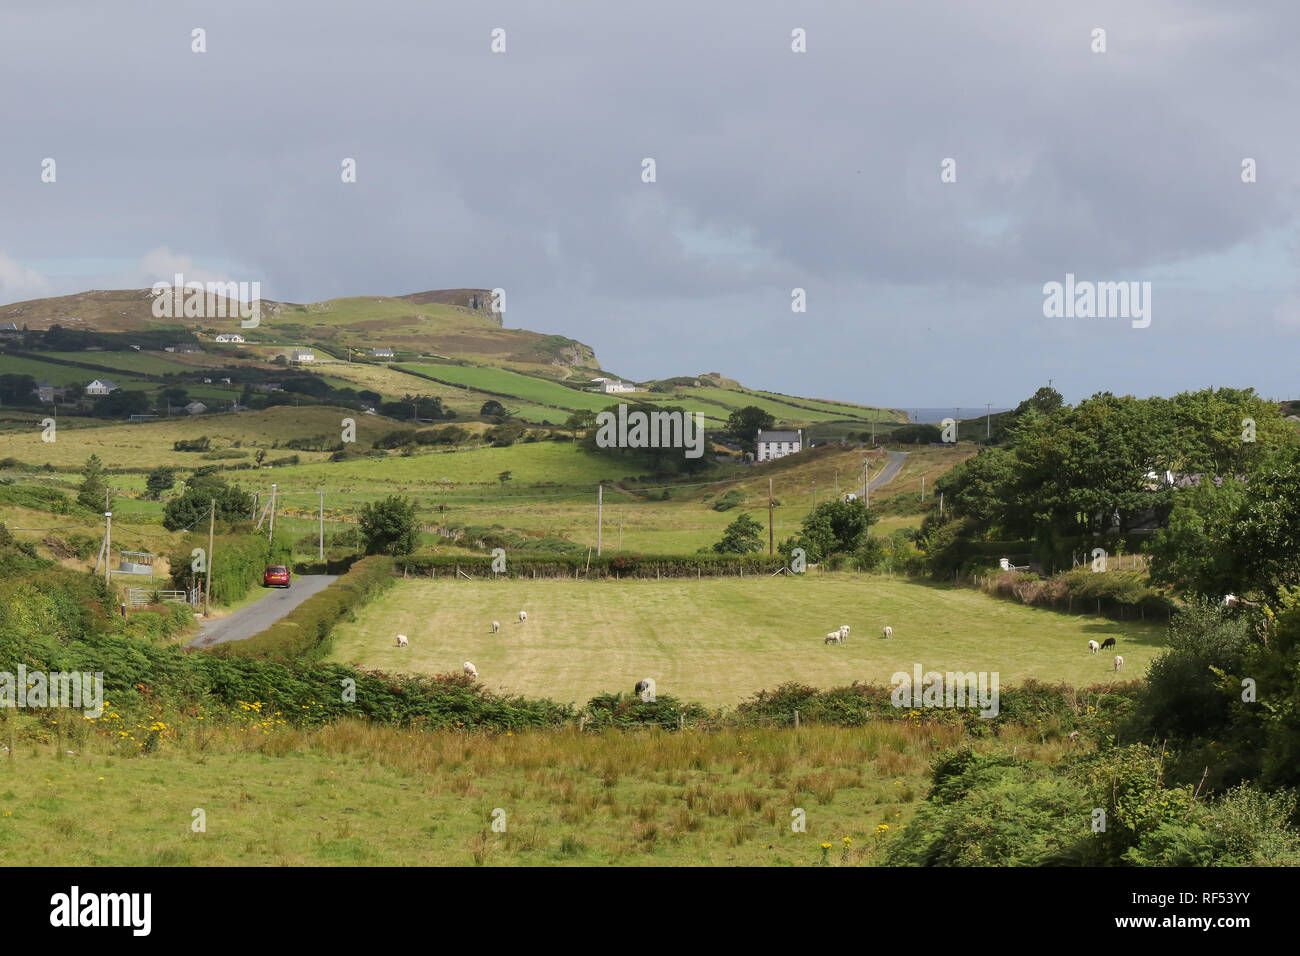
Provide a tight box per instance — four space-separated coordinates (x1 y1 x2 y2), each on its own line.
596 484 603 556
768 478 774 555
268 483 277 543
319 490 324 561
834 469 839 495
252 492 259 522
812 478 816 507
921 476 925 502
940 492 944 516
986 402 992 439
104 511 112 586
863 459 870 508
205 498 214 617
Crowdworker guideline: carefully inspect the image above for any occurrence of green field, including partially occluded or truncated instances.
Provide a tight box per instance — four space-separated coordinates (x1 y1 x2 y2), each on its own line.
328 575 1165 707
0 716 1073 865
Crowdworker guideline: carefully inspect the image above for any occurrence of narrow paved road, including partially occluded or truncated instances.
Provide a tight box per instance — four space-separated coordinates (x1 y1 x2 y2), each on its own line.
861 450 908 497
186 574 339 649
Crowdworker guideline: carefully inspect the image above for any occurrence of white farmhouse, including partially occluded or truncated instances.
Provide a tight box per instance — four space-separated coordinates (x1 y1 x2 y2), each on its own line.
593 378 636 394
756 428 802 462
290 348 315 364
85 379 118 396
369 347 394 358
184 401 208 415
215 333 244 343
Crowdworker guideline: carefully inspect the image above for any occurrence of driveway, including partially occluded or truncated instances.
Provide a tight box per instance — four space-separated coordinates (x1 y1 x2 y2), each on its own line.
861 450 909 496
186 574 339 649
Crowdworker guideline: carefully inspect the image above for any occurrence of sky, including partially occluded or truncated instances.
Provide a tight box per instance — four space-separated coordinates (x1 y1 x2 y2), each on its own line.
1 0 1297 408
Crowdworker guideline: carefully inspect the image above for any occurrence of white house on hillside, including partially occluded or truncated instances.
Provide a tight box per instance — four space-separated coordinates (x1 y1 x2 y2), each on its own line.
756 428 802 462
290 348 315 364
184 401 208 415
592 378 636 394
370 347 394 358
215 333 244 343
85 379 118 396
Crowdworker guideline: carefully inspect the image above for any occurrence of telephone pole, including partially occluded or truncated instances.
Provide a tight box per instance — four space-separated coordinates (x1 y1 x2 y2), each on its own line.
205 498 214 617
985 402 992 439
768 478 774 555
103 511 112 586
268 483 277 543
319 490 325 560
596 484 603 555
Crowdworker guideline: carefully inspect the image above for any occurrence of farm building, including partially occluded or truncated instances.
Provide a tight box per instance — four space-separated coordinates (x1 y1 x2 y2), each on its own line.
33 381 65 403
85 379 117 396
290 348 315 364
0 322 19 336
215 333 244 343
184 401 208 415
592 378 636 393
756 428 803 462
369 347 395 358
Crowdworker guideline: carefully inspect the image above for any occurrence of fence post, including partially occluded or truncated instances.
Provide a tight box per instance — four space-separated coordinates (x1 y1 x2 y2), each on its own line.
794 709 800 729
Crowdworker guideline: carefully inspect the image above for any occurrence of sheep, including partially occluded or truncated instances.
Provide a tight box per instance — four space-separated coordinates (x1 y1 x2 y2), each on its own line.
463 661 478 679
395 634 408 647
634 678 655 701
518 610 527 623
882 625 893 639
1088 640 1099 654
1113 655 1124 672
1100 637 1116 650
824 631 842 644
839 625 850 642
491 621 500 633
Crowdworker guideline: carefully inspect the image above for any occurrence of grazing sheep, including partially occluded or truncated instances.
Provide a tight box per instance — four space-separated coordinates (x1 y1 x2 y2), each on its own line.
1088 640 1099 654
1113 655 1124 672
824 632 842 644
463 661 478 679
1100 637 1117 650
634 678 655 701
491 621 500 633
396 634 408 647
518 610 528 623
882 625 893 639
839 625 850 642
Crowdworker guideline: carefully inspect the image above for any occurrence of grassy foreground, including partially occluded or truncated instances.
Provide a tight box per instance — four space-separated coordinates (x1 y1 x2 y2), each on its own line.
328 574 1166 707
0 719 1070 866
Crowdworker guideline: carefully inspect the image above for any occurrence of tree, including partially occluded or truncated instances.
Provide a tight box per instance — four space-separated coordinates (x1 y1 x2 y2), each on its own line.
92 389 151 419
359 496 420 555
564 410 596 441
796 498 875 561
713 512 765 554
145 466 177 500
0 374 37 406
161 470 254 531
480 400 507 423
498 471 513 485
77 455 110 512
726 406 776 456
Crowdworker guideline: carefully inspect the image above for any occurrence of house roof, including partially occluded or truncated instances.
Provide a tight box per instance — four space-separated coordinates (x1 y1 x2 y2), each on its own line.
87 379 117 388
757 430 801 443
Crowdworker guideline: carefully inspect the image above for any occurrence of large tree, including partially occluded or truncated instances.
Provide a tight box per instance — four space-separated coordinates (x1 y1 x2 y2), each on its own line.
713 512 765 554
77 455 111 512
161 469 254 531
359 495 420 555
726 406 776 456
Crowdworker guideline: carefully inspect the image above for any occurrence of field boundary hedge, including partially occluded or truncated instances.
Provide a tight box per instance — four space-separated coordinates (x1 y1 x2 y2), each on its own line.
206 555 396 660
395 552 791 579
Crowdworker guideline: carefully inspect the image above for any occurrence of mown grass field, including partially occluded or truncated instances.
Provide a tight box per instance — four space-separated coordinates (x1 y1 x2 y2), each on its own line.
328 575 1166 707
0 718 1071 865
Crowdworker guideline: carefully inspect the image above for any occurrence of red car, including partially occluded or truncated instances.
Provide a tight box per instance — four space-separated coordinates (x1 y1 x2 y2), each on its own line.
263 565 290 588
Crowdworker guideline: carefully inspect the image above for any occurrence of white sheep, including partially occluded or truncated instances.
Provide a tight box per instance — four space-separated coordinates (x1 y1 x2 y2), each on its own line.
518 610 527 623
839 625 850 642
882 625 893 639
463 661 478 679
824 631 842 645
1088 640 1099 654
1113 655 1124 672
396 634 408 647
491 621 500 633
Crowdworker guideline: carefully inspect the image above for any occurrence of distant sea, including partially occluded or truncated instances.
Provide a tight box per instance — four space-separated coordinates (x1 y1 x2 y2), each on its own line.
897 407 1012 424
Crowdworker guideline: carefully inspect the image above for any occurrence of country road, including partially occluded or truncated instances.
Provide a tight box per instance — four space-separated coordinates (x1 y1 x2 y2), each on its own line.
186 574 339 649
860 450 909 497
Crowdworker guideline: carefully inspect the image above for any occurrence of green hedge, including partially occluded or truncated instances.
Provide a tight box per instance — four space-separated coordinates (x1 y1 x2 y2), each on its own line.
208 556 397 660
396 551 791 579
164 533 290 605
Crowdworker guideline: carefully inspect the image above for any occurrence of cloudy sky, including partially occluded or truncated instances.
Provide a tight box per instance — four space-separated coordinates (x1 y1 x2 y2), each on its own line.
1 0 1297 408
